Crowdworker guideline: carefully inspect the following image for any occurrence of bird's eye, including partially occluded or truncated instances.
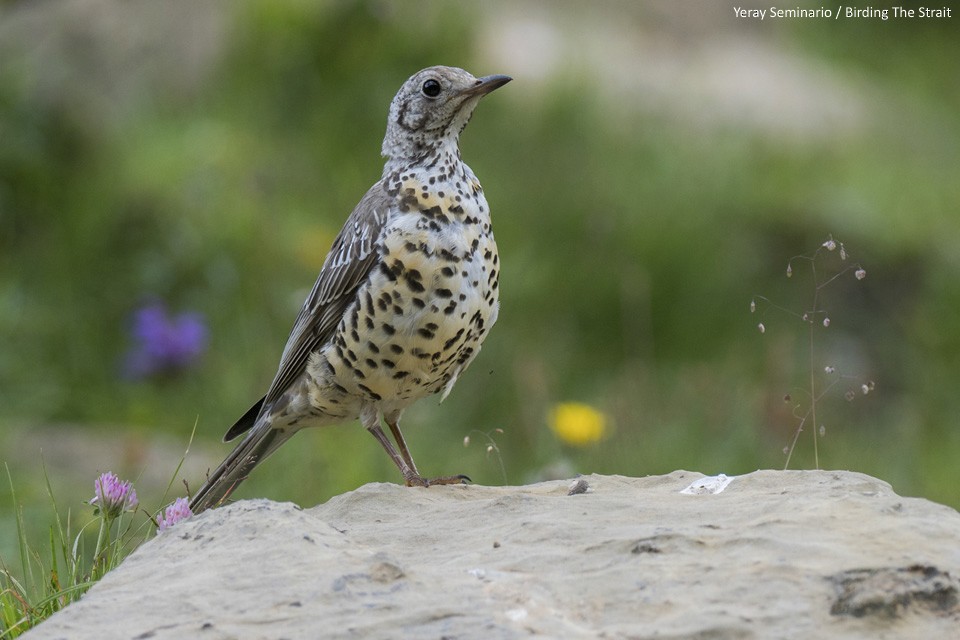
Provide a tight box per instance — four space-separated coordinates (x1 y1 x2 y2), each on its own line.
421 79 441 98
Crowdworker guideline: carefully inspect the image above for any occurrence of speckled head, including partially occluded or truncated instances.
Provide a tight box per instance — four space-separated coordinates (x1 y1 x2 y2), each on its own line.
381 66 511 166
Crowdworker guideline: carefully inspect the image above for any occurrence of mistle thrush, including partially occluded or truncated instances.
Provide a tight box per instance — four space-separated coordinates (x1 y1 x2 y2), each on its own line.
189 66 510 513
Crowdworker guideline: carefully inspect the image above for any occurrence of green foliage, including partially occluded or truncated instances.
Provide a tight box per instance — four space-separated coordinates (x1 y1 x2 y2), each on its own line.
1 466 136 637
1 2 959 608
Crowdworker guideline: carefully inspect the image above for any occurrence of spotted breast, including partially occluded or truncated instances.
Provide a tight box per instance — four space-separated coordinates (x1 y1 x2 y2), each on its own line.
309 158 499 418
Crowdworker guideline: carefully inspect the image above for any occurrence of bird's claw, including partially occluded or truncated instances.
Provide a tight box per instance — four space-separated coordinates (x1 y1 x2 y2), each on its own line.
405 474 471 487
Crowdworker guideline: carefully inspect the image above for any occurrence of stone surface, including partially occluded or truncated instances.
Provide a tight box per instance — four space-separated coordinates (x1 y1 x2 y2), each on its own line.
23 471 960 639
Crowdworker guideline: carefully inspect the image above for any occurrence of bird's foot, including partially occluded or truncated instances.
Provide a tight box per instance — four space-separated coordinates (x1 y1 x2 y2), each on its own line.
404 474 471 487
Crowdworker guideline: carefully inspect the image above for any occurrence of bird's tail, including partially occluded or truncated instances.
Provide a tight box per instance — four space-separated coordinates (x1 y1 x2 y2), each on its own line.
189 421 290 514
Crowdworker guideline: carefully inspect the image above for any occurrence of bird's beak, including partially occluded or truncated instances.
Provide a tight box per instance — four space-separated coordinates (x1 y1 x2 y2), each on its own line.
461 74 512 97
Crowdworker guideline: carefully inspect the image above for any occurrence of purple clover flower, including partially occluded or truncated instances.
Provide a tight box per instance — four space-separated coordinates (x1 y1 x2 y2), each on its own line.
91 472 138 519
158 497 193 531
124 301 208 379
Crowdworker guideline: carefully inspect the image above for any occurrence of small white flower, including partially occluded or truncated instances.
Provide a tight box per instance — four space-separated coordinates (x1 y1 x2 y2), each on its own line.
823 239 837 251
823 317 831 327
750 300 756 313
855 268 866 280
824 366 835 374
758 322 765 334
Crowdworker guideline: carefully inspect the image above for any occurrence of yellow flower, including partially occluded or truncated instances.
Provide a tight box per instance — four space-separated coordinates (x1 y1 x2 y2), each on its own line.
549 402 607 447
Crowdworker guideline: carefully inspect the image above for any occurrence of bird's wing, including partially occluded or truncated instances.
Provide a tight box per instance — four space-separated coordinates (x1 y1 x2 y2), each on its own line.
260 181 392 411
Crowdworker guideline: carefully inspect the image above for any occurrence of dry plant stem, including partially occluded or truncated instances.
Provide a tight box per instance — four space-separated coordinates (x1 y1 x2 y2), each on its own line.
759 236 869 470
466 429 508 485
809 258 820 470
783 374 847 469
809 319 818 468
782 414 806 470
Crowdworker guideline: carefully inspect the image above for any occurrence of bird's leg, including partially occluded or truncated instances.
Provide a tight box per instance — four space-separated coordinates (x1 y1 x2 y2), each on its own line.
384 412 419 476
360 405 424 485
365 423 429 486
364 408 469 487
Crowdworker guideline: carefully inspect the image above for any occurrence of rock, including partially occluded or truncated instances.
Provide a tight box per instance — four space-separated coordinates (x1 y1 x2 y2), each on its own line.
22 471 960 639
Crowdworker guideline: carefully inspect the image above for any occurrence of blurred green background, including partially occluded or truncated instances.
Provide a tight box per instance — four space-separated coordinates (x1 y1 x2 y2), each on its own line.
2 0 958 563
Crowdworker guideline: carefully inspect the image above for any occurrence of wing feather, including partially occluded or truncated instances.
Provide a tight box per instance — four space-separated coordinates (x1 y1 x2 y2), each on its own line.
259 181 392 409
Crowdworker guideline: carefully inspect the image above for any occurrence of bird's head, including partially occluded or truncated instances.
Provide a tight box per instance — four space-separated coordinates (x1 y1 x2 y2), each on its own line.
381 66 511 166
